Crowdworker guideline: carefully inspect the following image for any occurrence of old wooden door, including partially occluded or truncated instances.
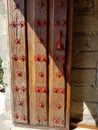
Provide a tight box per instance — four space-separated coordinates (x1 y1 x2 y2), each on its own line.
8 0 73 129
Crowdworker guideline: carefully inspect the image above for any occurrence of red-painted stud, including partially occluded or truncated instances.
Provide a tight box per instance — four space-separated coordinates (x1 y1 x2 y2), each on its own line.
16 71 22 77
13 85 19 92
41 87 47 93
60 20 66 26
53 118 58 123
18 21 25 28
56 104 62 109
21 115 26 121
53 88 58 93
13 113 19 119
55 72 62 78
34 20 40 26
34 55 40 61
12 54 18 61
53 55 58 61
37 38 43 44
38 102 44 108
54 20 59 26
38 72 44 77
14 3 19 9
36 117 40 122
10 21 17 28
41 55 47 62
59 55 64 61
35 87 40 93
42 117 47 121
15 38 21 44
59 120 64 124
19 55 26 62
38 1 45 8
20 86 26 92
18 100 23 106
59 88 65 94
41 20 47 26
58 1 64 8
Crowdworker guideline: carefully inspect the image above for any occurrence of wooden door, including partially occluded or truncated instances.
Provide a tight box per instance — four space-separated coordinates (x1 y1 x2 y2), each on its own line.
8 0 73 129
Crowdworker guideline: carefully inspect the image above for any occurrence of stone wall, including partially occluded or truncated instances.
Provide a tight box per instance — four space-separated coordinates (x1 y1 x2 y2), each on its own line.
0 0 11 118
71 0 98 125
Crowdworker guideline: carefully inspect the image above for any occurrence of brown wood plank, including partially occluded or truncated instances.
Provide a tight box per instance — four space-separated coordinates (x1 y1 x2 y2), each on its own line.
49 0 68 127
8 0 28 123
27 0 48 125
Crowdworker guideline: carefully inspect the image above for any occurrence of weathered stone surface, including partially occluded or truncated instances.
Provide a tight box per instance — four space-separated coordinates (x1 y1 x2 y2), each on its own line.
73 14 98 32
72 52 98 68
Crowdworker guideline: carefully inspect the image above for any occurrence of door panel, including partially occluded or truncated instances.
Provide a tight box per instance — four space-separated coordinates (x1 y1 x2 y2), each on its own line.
8 0 28 123
49 0 67 127
8 0 73 129
27 0 48 125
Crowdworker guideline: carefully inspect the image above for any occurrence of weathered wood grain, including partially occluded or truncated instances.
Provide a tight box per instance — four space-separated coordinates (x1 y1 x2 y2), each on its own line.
8 0 28 123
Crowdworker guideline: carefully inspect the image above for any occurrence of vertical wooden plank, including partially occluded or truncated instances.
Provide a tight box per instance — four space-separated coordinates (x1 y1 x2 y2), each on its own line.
8 0 28 123
66 0 73 129
27 0 48 125
49 0 68 127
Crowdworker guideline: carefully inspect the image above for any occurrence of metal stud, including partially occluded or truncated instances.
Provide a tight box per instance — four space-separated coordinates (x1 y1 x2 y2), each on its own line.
21 115 26 121
56 104 62 109
19 55 26 62
16 71 22 77
38 72 45 77
18 100 23 106
55 72 62 78
18 21 25 28
12 54 18 61
13 85 19 92
15 38 21 44
10 21 17 28
38 102 44 108
13 113 19 119
38 1 45 8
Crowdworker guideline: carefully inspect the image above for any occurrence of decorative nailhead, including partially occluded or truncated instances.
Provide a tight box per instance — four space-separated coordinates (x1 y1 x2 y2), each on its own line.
18 21 25 28
38 72 45 77
16 71 22 77
37 38 43 44
35 86 47 93
60 20 66 26
21 115 26 121
36 117 41 122
15 38 21 44
12 54 18 61
56 104 62 109
34 20 47 26
34 55 47 62
42 117 47 121
53 88 65 94
54 20 66 26
38 1 45 8
13 85 19 92
18 100 23 106
19 55 26 62
55 72 62 78
41 20 47 26
53 55 64 61
56 44 63 50
20 86 26 92
57 1 64 8
10 21 17 28
13 113 19 119
53 118 64 124
14 3 19 9
38 102 44 108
